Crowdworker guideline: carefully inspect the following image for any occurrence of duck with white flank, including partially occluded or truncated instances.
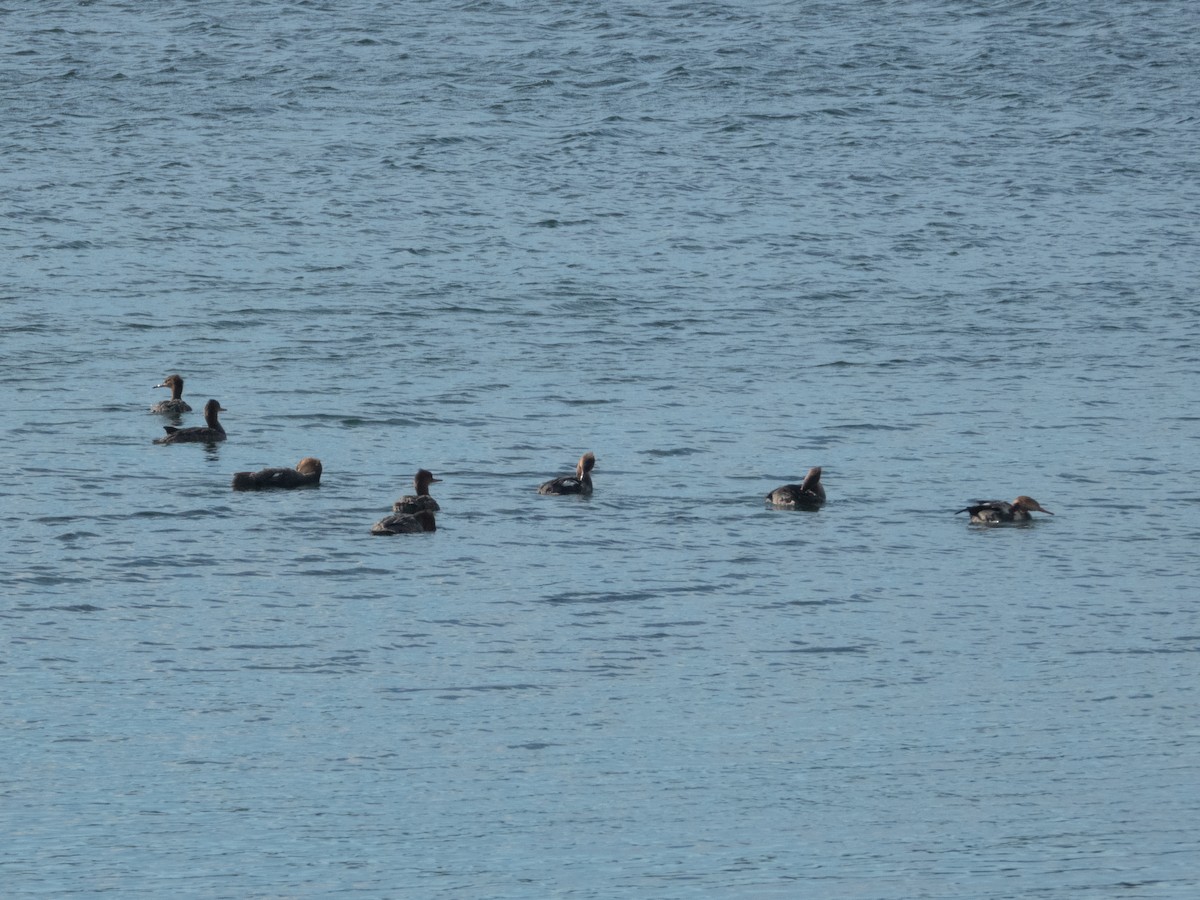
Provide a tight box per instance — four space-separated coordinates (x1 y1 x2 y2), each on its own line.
956 496 1054 524
538 452 595 495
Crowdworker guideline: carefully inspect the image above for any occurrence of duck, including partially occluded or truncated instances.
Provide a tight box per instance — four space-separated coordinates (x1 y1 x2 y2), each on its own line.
232 457 322 491
150 374 192 415
154 399 226 444
766 466 826 509
537 452 596 495
371 509 437 535
393 469 442 513
956 496 1054 524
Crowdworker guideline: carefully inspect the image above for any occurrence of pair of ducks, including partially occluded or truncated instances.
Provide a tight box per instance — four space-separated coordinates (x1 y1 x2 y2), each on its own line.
151 375 227 444
229 458 438 534
226 458 439 535
371 469 442 534
372 451 598 535
230 458 440 534
768 467 1053 524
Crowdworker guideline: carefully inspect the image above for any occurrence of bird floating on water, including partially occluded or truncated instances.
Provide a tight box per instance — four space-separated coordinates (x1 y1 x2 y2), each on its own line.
393 469 442 513
766 466 826 509
956 496 1054 524
232 457 322 491
371 509 437 535
538 452 595 495
150 374 192 415
154 399 226 444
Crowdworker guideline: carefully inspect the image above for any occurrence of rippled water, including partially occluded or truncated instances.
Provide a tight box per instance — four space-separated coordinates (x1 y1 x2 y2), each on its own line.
4 1 1199 897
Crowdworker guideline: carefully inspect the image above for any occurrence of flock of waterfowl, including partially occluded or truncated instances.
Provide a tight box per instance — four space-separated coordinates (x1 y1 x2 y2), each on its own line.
151 373 1056 532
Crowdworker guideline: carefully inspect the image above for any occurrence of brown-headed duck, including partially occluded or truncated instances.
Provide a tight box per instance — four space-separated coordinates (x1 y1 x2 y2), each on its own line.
766 466 826 509
538 452 596 495
957 496 1054 524
393 469 442 513
371 509 437 535
154 399 226 444
232 457 322 491
150 374 192 415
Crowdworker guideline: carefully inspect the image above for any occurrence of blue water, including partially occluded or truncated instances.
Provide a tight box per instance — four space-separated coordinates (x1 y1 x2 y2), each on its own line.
3 2 1199 897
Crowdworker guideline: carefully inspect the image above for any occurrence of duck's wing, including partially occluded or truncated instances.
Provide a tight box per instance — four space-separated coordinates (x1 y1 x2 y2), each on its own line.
956 500 1010 515
538 475 581 495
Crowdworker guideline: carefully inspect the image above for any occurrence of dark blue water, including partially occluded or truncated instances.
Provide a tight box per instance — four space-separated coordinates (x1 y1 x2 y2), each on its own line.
3 2 1199 897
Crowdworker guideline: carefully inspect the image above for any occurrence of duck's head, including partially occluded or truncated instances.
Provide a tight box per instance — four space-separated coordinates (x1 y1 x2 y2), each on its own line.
156 374 184 393
296 457 322 477
1013 496 1053 514
203 399 226 422
414 468 442 495
577 452 597 478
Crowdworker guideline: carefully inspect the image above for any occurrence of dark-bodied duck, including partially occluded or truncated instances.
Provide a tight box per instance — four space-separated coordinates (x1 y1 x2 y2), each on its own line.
766 466 826 509
538 452 595 495
371 509 437 535
154 399 226 444
150 374 192 415
393 469 442 513
957 496 1054 524
232 457 322 491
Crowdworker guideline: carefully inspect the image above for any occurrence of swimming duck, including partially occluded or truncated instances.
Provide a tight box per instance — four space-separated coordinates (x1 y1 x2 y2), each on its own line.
371 509 437 535
393 469 441 513
232 457 322 491
956 496 1054 524
154 399 226 444
538 452 596 495
150 374 192 415
766 466 826 509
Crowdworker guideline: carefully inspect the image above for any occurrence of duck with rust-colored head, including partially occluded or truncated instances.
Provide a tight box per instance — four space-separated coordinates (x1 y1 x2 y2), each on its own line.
371 509 437 535
150 374 192 415
766 466 826 510
957 495 1054 524
393 469 442 513
538 452 596 495
154 399 226 444
232 457 322 491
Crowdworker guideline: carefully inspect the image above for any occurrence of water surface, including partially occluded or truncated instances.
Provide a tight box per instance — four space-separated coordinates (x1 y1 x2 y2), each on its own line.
3 1 1199 897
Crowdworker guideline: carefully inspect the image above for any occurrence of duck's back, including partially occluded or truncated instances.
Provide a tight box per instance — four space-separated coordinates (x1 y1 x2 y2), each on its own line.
155 425 225 444
232 466 320 491
537 475 591 495
371 510 436 535
393 495 440 513
767 485 825 509
957 500 1013 523
150 398 192 415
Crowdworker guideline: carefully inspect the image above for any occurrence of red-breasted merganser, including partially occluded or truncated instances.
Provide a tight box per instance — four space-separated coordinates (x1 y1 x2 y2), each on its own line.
154 399 226 444
150 374 192 415
371 509 437 535
393 469 441 513
957 496 1054 524
766 466 826 509
232 457 322 491
538 452 595 495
